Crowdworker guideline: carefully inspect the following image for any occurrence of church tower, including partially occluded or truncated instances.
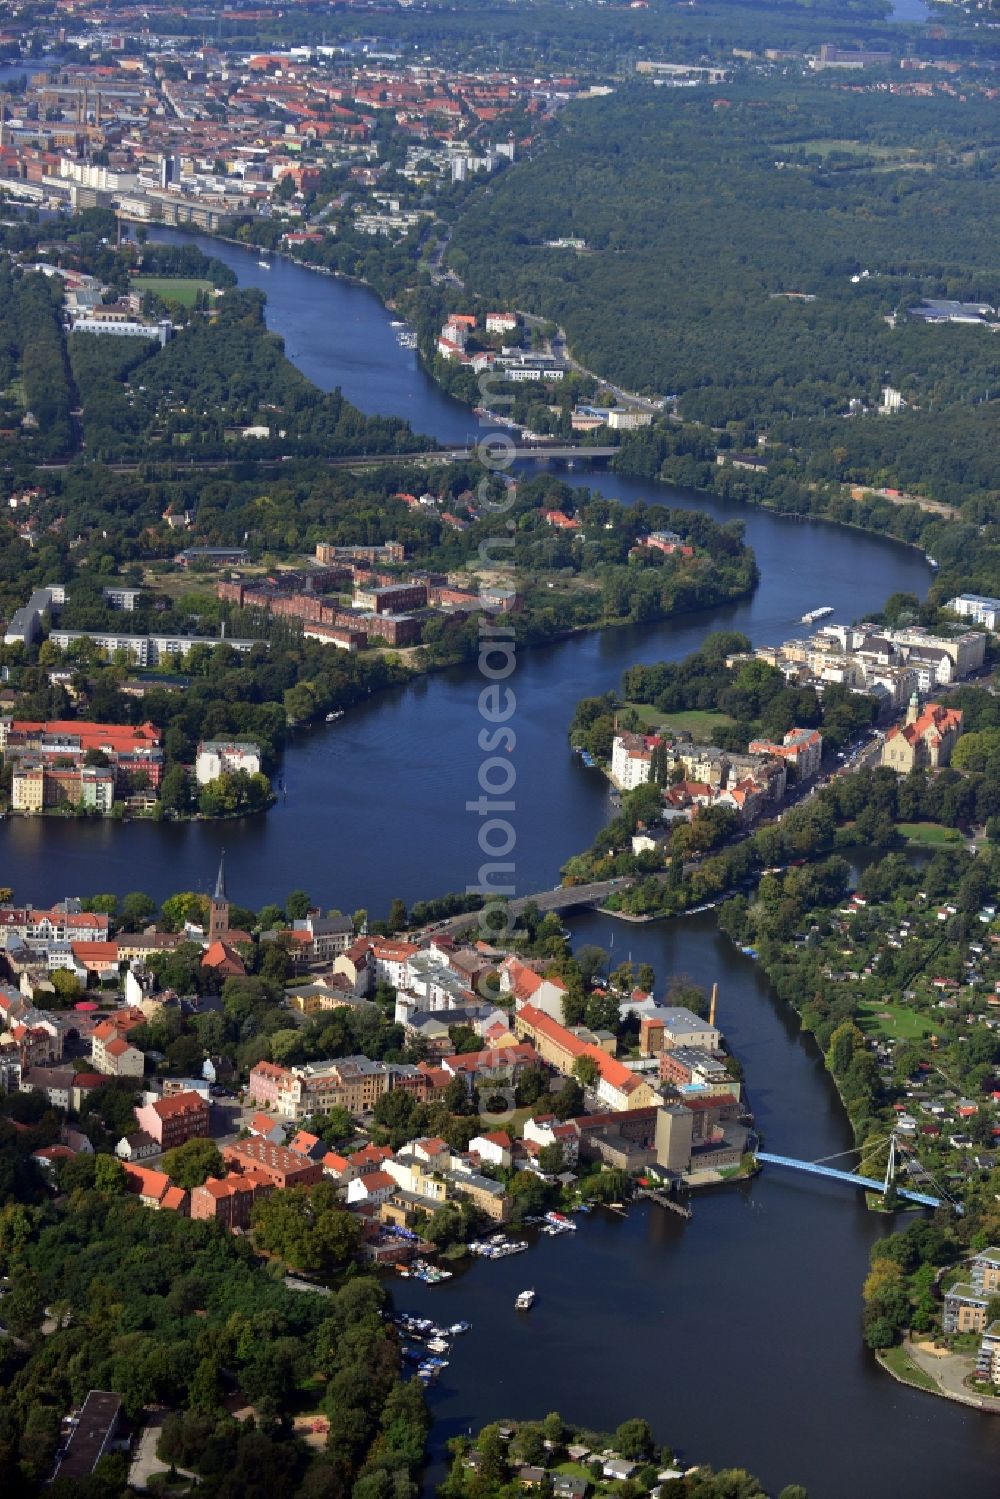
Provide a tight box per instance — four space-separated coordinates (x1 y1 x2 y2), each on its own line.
208 850 230 942
905 691 920 727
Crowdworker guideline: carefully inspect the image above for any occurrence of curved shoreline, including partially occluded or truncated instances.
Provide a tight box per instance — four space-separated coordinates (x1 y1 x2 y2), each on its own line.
878 1339 1000 1414
152 223 944 570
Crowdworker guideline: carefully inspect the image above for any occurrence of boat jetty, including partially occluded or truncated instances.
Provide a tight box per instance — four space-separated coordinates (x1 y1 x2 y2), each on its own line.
469 1231 529 1259
394 1312 470 1384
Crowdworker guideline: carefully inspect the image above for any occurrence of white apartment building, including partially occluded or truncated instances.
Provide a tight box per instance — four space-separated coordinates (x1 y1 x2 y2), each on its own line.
610 732 660 791
947 595 1000 632
195 739 262 785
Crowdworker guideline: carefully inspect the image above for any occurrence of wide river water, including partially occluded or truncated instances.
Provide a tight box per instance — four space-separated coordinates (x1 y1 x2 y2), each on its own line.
5 231 998 1497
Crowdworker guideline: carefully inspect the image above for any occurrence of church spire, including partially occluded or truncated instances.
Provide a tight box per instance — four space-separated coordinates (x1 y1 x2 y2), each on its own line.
209 849 230 944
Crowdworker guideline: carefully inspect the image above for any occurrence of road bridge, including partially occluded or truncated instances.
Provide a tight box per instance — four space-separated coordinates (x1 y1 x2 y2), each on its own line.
443 445 619 462
426 878 632 937
36 443 619 475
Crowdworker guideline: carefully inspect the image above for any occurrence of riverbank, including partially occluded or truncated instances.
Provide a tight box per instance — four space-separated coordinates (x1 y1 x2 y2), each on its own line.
159 223 962 575
51 222 994 1499
879 1337 1000 1413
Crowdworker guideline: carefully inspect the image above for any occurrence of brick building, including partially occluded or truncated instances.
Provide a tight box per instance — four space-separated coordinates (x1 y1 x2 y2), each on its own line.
190 1171 272 1230
134 1089 210 1148
222 1137 324 1189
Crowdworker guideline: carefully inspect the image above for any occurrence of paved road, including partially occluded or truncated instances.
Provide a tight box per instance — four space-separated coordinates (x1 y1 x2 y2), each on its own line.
130 1413 199 1491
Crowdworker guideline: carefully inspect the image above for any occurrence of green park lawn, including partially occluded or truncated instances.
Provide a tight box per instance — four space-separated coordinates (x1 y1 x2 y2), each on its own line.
477 1104 536 1135
879 1344 938 1393
856 1000 934 1043
896 822 963 847
133 276 216 306
624 704 738 739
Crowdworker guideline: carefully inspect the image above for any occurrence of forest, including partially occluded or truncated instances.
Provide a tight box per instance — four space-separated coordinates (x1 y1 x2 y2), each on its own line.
0 266 74 461
66 287 421 462
0 1170 429 1499
449 79 1000 510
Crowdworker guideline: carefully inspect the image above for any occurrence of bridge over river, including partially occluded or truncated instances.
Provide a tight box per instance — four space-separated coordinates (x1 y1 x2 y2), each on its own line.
424 877 632 937
756 1149 947 1210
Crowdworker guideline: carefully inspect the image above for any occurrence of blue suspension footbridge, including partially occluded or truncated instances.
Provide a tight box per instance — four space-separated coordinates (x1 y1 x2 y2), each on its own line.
755 1133 960 1213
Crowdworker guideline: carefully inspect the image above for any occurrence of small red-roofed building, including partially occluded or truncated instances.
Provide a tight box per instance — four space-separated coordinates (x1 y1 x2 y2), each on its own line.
248 1111 286 1144
349 1143 394 1175
322 1151 357 1184
70 941 120 981
346 1168 396 1206
123 1163 172 1208
201 940 246 979
497 957 568 1020
288 1129 324 1160
31 1143 76 1176
332 938 375 995
409 1136 449 1166
92 1020 144 1078
161 1184 190 1215
469 1129 512 1169
542 510 581 531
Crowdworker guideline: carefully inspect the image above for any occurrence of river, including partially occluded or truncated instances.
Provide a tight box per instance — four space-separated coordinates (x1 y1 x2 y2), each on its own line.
4 232 997 1497
403 913 1000 1499
1 229 933 914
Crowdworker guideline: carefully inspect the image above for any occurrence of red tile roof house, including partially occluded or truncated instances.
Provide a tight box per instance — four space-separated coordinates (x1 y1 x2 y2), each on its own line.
498 957 568 1019
469 1130 512 1169
288 1129 325 1160
123 1163 190 1214
31 1143 76 1176
441 1042 539 1094
349 1143 394 1175
71 941 121 981
201 939 246 979
321 1151 357 1185
248 1111 286 1144
346 1169 396 1206
134 1090 210 1149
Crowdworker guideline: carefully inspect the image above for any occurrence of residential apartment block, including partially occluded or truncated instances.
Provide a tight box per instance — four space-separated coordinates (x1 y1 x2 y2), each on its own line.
947 594 1000 632
247 1054 388 1120
134 1089 210 1148
195 738 262 784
